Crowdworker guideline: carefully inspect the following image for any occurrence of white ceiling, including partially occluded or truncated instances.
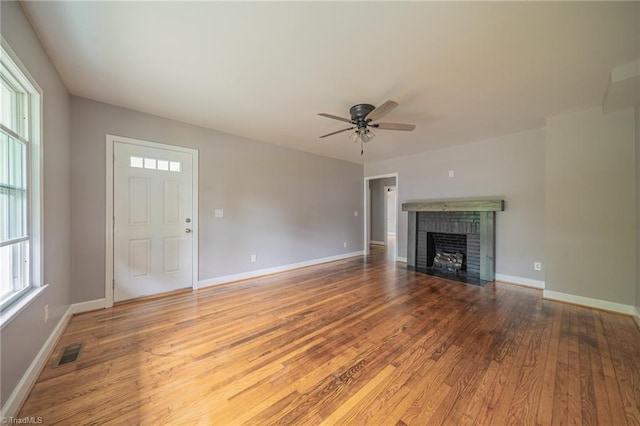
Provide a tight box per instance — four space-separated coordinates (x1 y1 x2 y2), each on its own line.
22 1 640 164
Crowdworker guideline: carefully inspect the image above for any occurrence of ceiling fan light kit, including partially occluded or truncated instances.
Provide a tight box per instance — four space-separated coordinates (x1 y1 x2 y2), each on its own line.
318 100 415 155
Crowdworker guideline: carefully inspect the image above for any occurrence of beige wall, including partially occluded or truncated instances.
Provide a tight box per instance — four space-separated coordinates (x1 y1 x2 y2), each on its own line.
636 102 640 313
0 1 72 408
70 97 364 302
546 107 636 305
365 128 546 281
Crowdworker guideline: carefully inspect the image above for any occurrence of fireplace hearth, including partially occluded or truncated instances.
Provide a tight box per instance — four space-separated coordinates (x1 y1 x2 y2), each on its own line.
402 199 504 285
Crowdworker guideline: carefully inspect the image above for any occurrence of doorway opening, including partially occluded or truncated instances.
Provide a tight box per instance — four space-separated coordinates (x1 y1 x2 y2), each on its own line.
363 173 398 261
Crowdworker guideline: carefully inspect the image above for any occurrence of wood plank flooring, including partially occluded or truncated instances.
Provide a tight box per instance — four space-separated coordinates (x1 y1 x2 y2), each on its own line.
19 246 640 425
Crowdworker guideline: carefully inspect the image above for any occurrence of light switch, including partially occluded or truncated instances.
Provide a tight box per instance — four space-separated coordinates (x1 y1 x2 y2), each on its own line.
214 209 224 218
354 211 359 217
448 170 455 178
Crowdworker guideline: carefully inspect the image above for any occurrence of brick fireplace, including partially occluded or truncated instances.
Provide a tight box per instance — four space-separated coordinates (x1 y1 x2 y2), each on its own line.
402 199 504 285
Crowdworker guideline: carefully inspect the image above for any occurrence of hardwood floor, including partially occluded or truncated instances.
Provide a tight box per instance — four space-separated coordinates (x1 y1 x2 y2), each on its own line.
19 246 640 425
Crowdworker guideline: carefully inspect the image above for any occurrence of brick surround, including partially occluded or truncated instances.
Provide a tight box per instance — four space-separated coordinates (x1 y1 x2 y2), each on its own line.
402 199 504 285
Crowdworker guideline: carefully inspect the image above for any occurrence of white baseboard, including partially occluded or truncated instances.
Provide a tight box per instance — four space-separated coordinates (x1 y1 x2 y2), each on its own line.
396 256 407 263
387 232 396 236
495 273 545 289
199 251 364 289
70 298 106 314
543 290 637 316
370 241 385 246
634 307 640 328
0 305 73 418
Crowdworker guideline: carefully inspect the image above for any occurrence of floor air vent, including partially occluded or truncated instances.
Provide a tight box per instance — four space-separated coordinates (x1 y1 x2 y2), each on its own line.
54 343 84 368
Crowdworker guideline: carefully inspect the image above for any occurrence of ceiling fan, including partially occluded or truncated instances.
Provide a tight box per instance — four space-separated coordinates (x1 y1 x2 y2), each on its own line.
318 100 416 154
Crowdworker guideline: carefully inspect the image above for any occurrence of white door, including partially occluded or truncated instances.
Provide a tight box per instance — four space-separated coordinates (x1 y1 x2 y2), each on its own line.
113 142 194 302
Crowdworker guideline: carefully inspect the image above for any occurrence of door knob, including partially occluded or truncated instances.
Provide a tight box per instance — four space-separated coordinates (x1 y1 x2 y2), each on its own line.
185 228 192 233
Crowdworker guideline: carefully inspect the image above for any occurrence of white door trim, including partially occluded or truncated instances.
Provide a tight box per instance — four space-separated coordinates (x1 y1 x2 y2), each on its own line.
105 134 199 307
363 173 398 259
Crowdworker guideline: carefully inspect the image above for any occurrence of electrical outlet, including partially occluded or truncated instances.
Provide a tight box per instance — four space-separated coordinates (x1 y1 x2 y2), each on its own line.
534 262 542 271
214 209 224 218
448 170 455 178
343 242 347 248
44 304 49 323
354 211 358 217
251 254 257 263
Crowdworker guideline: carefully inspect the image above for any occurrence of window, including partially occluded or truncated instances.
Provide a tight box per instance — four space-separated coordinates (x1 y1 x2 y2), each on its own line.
0 43 41 312
129 156 180 172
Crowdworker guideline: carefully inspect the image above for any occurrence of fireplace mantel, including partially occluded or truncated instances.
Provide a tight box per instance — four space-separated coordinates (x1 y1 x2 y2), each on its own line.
402 199 504 212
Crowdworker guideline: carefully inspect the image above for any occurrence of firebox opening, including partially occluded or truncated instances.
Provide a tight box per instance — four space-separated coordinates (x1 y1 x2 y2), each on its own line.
427 232 467 273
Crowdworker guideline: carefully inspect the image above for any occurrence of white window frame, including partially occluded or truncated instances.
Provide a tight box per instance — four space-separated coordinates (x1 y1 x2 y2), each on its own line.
0 38 44 325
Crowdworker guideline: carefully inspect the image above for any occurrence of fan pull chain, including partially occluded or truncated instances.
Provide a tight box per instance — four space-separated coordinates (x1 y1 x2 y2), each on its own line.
361 139 364 155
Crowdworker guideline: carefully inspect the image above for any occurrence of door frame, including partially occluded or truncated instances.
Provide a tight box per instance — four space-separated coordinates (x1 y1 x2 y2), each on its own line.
363 173 398 259
105 134 199 307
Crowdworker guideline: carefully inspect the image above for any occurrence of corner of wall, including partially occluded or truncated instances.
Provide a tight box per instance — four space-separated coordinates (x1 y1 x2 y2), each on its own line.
545 107 636 306
635 101 640 313
0 306 73 418
0 297 106 418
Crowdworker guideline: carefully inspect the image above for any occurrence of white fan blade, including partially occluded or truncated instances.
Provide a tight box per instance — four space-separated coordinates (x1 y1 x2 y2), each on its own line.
319 127 355 138
374 122 416 131
366 100 399 122
318 113 353 124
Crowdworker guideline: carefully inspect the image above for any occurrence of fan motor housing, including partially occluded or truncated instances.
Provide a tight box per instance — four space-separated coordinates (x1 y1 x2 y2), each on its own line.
350 104 376 125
